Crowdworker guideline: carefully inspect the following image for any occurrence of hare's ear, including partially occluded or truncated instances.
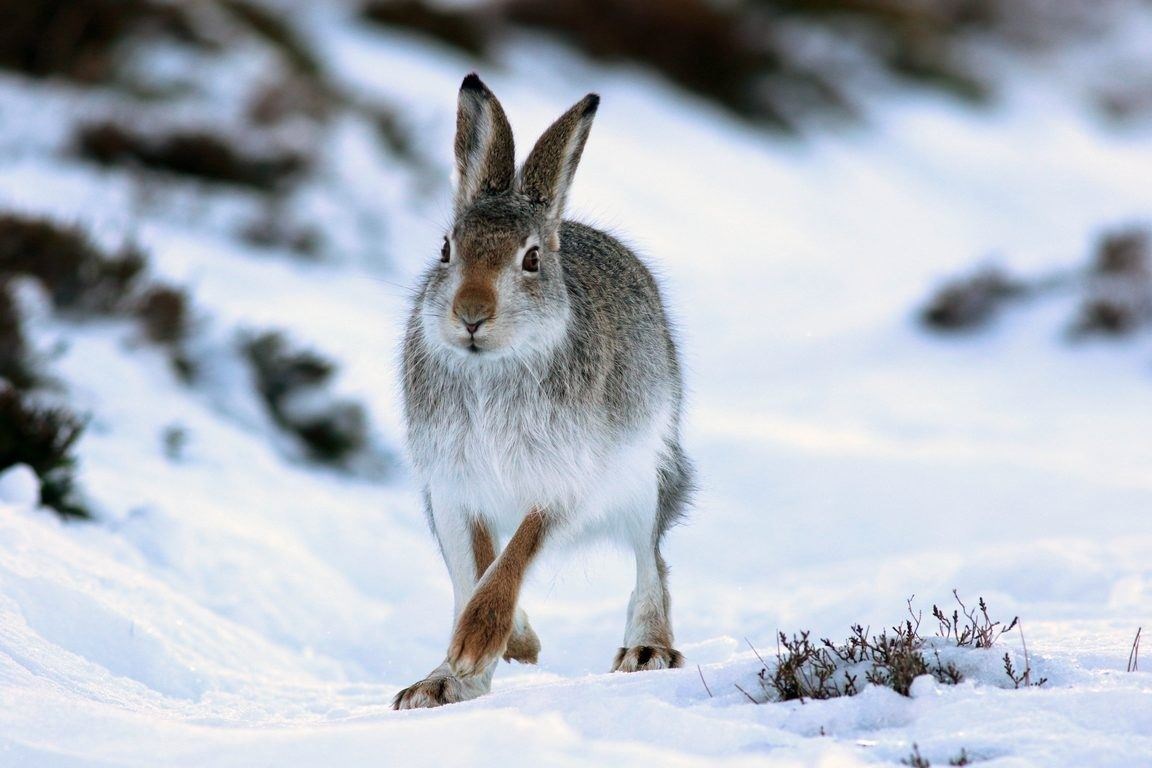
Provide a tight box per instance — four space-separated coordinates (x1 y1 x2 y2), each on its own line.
454 73 515 214
518 93 599 222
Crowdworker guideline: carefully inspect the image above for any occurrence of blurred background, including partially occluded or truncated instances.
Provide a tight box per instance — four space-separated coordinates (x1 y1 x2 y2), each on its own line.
0 0 1151 760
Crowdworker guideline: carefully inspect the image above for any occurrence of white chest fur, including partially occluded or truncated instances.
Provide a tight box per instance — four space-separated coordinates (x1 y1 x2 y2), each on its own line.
409 362 672 547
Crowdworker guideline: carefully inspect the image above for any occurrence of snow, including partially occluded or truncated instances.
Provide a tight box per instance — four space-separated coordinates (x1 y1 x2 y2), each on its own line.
0 465 39 507
1 2 1151 766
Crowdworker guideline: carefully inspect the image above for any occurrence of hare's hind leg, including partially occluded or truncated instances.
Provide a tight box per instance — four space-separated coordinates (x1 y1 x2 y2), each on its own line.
612 544 684 672
393 506 502 710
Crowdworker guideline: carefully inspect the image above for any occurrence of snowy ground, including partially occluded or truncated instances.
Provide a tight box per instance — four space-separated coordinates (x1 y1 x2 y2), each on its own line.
1 3 1151 766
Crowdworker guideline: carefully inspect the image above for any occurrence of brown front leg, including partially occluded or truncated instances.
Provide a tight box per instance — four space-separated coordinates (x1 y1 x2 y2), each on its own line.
449 509 548 677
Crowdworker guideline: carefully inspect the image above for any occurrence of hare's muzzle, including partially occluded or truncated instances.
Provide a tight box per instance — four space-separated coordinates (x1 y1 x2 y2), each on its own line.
453 283 497 336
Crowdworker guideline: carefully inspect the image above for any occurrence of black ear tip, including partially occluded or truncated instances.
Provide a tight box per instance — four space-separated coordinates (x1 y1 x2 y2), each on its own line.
582 93 600 116
461 73 486 93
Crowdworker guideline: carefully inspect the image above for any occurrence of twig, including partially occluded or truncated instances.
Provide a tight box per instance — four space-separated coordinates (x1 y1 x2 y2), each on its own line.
745 637 769 667
1019 619 1032 686
697 664 713 698
734 683 759 704
1128 627 1142 673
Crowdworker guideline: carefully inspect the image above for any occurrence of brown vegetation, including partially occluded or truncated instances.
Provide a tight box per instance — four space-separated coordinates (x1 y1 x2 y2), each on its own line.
0 213 145 314
0 386 89 519
75 122 309 193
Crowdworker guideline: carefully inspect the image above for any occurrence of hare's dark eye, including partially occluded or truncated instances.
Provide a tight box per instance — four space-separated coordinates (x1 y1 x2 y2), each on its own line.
440 237 451 263
522 245 540 273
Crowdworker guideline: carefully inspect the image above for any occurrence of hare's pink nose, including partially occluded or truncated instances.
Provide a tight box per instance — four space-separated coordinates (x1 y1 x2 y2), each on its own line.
464 319 485 335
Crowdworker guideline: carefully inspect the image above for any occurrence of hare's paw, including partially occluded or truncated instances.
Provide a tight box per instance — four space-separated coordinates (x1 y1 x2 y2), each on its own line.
448 600 513 677
612 645 685 673
503 610 541 664
392 674 486 710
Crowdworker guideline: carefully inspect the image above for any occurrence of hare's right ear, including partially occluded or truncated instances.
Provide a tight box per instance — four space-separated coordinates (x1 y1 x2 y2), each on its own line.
454 73 515 215
518 93 599 222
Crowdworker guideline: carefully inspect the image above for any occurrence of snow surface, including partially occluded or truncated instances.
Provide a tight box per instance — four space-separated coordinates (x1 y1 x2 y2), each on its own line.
1 3 1151 766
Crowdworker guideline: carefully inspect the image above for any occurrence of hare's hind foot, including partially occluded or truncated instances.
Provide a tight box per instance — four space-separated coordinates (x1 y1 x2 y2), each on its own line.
612 645 685 673
392 673 489 710
503 609 541 664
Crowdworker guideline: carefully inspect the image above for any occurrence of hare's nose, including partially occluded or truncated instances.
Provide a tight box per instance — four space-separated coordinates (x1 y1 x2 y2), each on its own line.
464 319 485 335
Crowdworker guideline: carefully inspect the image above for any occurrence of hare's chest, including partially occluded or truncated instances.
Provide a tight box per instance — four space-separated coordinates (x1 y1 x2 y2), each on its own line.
417 389 600 517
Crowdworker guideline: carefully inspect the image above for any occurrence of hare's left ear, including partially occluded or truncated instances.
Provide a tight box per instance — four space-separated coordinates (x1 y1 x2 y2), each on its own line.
518 93 599 222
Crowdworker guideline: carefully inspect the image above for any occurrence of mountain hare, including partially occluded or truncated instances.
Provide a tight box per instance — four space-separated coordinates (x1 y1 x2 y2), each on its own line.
393 74 693 709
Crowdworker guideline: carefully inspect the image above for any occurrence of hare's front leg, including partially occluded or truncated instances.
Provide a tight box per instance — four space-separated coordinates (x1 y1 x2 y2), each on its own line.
394 511 526 710
448 509 549 677
612 544 684 672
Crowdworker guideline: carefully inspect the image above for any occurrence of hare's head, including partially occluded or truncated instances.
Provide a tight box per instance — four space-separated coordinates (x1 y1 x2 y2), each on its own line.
420 74 598 360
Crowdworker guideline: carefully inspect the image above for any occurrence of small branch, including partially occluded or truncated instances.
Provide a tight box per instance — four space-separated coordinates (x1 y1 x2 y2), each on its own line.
697 664 713 698
1019 619 1032 687
745 637 769 667
734 683 759 704
1128 627 1142 673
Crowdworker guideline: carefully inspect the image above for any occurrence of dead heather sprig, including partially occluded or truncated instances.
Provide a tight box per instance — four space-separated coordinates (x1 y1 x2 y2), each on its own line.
750 593 1040 704
1002 650 1047 689
902 744 931 768
903 745 975 767
932 590 1018 648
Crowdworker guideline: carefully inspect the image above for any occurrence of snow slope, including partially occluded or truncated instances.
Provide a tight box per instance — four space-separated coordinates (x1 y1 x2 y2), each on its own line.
1 3 1151 765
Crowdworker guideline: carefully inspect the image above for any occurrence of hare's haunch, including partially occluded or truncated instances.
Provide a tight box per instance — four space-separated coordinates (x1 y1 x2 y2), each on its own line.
394 74 694 710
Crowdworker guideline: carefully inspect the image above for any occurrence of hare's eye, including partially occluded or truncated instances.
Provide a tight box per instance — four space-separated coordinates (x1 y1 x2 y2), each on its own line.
440 237 451 263
522 245 540 273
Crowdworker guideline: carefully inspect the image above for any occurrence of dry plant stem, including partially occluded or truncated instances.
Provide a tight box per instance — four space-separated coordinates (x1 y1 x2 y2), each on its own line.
1018 619 1032 687
1128 627 1142 673
733 683 758 704
697 665 713 698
